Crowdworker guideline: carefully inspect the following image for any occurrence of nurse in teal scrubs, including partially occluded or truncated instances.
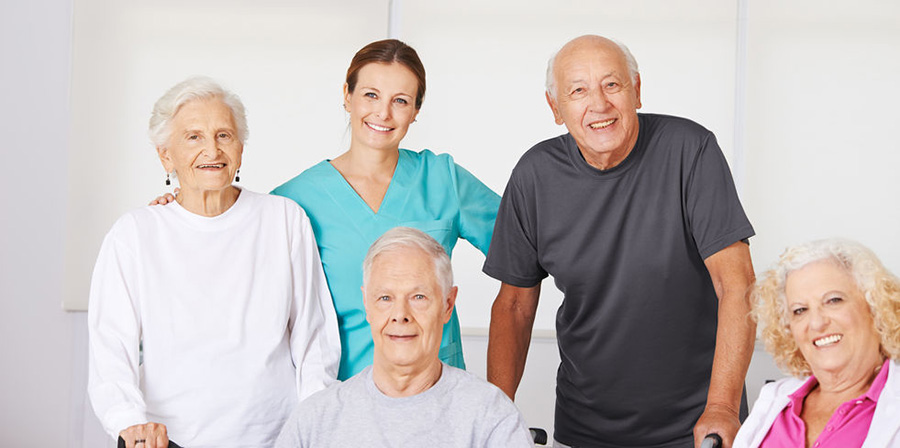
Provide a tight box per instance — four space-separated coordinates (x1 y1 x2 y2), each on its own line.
271 39 500 380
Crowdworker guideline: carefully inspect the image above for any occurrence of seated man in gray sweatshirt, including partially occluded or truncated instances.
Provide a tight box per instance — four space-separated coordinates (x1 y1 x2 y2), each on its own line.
276 227 533 448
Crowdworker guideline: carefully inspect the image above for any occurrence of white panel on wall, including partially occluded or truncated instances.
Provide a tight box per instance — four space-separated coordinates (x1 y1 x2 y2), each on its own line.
744 0 900 273
64 0 390 310
400 0 739 331
0 0 75 445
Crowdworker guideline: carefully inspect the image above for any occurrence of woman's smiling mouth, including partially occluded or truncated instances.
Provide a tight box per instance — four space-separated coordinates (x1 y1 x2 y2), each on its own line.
366 122 394 132
813 334 842 347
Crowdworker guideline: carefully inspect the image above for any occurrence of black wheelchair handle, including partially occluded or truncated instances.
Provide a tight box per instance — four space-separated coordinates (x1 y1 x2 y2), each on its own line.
117 436 182 448
529 427 549 445
700 433 723 448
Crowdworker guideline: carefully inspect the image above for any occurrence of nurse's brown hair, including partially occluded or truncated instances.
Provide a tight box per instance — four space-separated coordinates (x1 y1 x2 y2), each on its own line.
345 39 426 110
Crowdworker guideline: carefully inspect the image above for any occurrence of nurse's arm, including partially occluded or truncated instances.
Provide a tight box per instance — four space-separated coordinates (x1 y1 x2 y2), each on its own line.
487 282 541 400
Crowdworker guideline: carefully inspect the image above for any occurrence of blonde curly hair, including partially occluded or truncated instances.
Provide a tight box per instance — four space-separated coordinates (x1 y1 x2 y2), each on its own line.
751 238 900 377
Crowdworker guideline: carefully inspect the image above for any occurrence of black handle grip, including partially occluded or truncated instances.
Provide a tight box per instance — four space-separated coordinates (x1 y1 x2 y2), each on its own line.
529 427 548 445
700 433 723 448
117 436 182 448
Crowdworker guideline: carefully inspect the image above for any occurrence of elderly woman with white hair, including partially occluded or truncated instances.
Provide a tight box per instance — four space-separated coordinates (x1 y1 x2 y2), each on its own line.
88 77 340 448
275 227 533 447
734 239 900 447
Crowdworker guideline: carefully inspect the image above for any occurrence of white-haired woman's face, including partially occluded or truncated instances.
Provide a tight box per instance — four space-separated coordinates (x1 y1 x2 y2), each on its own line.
785 260 882 377
157 97 242 194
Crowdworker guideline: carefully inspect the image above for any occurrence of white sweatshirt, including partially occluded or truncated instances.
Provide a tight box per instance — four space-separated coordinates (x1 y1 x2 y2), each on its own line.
88 188 340 447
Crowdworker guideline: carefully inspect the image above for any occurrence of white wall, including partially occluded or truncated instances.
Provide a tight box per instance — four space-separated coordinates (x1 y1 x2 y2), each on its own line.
0 0 75 446
744 0 900 278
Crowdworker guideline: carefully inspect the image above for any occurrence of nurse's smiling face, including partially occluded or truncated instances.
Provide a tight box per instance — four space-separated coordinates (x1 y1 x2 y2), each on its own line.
344 62 420 153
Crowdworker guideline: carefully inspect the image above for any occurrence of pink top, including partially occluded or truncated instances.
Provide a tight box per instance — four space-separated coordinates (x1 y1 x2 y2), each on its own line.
760 359 890 448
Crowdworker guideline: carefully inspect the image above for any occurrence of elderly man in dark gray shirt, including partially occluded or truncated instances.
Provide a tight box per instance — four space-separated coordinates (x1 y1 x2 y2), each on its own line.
484 35 756 448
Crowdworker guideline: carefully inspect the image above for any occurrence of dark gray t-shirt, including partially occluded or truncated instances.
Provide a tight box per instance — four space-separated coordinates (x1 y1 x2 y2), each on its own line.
483 113 754 448
275 363 534 448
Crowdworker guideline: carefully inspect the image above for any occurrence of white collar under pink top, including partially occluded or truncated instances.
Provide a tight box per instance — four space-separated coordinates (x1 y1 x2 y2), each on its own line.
759 359 889 448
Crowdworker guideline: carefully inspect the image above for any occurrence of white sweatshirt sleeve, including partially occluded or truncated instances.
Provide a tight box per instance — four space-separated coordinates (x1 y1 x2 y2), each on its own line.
288 207 340 401
87 218 148 439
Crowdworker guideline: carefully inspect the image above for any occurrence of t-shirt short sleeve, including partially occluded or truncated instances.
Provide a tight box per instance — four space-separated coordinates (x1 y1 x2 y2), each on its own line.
482 162 547 288
684 132 755 259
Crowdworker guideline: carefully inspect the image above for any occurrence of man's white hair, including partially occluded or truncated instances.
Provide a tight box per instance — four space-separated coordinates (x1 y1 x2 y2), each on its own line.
148 76 248 148
362 227 453 299
545 36 640 99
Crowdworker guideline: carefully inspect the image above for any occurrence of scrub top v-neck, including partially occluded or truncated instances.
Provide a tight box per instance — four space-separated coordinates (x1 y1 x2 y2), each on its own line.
272 149 500 380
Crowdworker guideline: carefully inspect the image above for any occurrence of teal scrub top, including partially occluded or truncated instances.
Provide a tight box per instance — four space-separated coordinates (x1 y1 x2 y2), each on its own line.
272 149 500 380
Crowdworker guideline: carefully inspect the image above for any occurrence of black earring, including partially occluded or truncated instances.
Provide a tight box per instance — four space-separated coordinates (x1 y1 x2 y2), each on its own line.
235 169 241 183
165 172 171 186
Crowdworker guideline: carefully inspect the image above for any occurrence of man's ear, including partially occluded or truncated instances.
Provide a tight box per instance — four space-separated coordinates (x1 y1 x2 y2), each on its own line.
443 286 458 324
633 74 642 109
157 146 173 173
545 91 564 125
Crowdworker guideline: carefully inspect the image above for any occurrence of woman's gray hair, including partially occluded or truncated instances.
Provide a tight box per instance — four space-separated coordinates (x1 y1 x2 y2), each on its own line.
148 76 248 147
545 36 640 99
751 238 900 377
362 227 453 299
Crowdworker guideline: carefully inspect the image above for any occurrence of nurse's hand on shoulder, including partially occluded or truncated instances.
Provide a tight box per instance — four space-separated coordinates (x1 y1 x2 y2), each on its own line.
120 422 169 448
148 189 179 206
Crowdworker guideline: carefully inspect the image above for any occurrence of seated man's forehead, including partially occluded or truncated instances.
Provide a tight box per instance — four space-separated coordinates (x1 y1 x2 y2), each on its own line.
369 248 437 280
374 246 430 266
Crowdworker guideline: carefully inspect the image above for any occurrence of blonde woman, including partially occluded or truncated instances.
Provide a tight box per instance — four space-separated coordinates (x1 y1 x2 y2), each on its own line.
735 239 900 447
